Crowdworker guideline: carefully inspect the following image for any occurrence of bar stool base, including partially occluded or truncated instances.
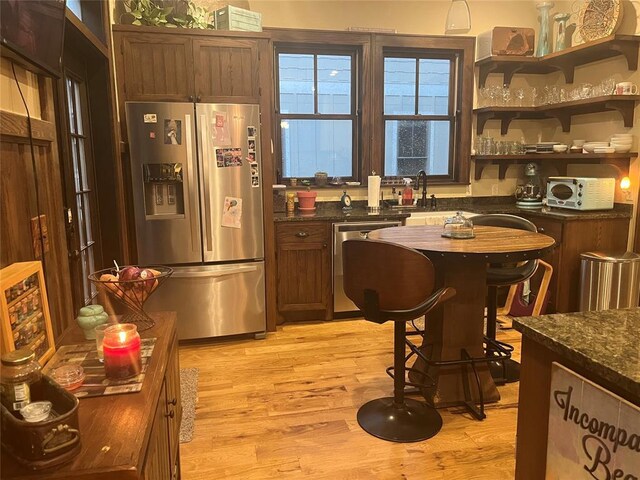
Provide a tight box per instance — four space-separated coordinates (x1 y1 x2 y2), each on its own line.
489 358 520 385
357 397 442 443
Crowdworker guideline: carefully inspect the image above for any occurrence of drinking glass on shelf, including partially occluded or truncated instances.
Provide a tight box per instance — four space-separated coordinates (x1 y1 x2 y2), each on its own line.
602 76 615 96
580 83 593 99
502 85 512 106
515 88 525 107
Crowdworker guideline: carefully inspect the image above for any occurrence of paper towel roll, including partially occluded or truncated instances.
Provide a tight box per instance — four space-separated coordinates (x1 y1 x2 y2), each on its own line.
368 175 381 208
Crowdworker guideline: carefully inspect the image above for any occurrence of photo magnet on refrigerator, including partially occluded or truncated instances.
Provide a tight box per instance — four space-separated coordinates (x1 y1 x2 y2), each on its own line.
222 197 242 229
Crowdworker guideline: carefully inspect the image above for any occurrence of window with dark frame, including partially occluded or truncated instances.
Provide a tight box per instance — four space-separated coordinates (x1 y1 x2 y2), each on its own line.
275 47 358 180
383 53 456 178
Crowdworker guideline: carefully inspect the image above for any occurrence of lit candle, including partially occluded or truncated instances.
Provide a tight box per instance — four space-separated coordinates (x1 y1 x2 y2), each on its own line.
102 324 142 380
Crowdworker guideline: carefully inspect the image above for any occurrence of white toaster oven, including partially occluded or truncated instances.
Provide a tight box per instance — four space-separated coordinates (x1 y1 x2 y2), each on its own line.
546 177 615 210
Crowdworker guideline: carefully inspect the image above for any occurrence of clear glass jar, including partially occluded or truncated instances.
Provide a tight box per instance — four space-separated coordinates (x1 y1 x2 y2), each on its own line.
0 348 42 413
442 211 475 239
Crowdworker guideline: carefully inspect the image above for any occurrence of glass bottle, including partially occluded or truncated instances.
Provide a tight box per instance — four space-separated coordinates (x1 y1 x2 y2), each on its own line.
0 349 42 413
536 2 555 57
553 13 571 52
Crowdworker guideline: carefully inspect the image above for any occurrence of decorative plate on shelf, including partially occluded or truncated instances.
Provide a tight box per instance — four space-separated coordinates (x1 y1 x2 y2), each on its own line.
577 0 623 43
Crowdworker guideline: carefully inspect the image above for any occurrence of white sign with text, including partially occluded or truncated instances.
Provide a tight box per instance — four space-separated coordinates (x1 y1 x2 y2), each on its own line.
546 362 639 480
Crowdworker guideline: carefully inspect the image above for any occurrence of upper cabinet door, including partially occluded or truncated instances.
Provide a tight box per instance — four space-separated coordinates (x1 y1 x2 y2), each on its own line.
120 33 195 102
193 38 260 103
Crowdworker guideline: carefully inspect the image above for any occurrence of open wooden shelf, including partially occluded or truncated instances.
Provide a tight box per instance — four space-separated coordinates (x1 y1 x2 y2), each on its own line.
476 34 640 87
471 152 637 180
474 95 640 134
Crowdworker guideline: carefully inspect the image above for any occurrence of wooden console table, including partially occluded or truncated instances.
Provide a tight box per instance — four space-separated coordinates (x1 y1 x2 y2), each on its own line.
1 312 182 480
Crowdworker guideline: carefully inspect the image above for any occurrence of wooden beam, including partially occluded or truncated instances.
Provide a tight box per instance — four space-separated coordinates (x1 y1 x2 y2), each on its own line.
0 110 56 142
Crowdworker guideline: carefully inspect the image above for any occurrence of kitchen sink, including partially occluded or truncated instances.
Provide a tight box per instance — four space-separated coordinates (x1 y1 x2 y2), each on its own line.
405 211 477 226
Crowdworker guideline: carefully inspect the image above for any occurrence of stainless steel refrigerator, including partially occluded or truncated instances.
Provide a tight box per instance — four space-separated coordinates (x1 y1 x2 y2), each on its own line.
125 102 265 340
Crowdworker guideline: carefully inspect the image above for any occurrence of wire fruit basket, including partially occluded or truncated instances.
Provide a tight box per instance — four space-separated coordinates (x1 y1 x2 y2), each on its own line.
88 266 173 331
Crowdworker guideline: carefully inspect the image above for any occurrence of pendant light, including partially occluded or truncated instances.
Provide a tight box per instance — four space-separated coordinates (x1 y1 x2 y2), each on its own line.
445 0 471 34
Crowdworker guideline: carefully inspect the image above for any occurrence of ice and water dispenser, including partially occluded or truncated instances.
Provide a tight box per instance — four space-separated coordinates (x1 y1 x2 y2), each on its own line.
142 163 185 218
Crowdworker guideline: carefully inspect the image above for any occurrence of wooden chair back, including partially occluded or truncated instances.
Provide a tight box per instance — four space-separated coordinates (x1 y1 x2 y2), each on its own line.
343 239 436 313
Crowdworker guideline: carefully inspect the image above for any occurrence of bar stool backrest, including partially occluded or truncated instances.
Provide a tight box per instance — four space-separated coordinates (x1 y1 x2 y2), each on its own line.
343 238 436 314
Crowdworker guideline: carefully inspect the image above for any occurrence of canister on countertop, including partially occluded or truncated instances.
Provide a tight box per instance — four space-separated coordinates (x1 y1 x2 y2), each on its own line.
0 349 42 413
286 192 295 213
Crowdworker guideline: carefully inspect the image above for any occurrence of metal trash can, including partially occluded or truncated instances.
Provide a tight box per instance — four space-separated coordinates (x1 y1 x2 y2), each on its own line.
579 251 640 311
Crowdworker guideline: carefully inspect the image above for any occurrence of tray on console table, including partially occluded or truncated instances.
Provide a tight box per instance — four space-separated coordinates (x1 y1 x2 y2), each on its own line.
42 338 156 398
1 312 179 480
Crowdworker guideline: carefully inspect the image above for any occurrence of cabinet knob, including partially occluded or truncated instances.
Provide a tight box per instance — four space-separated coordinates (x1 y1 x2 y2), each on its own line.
188 95 194 102
537 227 545 233
295 232 309 238
323 243 327 248
165 410 175 419
168 398 177 406
196 95 202 102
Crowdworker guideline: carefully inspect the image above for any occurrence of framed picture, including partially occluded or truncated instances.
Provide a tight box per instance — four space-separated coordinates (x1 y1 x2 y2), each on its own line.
0 261 55 365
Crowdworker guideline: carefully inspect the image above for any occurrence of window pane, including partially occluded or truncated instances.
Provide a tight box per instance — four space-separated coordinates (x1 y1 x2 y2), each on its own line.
418 59 450 115
317 55 351 114
74 82 83 135
67 0 83 20
384 58 416 115
71 137 81 192
76 195 86 248
78 138 89 190
66 79 76 134
281 119 352 178
81 249 92 304
279 54 314 114
83 192 93 243
384 120 450 176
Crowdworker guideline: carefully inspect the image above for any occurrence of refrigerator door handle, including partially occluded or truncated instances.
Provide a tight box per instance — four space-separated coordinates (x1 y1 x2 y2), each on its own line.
185 114 199 254
172 265 258 278
199 114 213 252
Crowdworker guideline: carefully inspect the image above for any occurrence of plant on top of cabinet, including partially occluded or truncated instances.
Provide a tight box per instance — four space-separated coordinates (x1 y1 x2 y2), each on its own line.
120 0 215 29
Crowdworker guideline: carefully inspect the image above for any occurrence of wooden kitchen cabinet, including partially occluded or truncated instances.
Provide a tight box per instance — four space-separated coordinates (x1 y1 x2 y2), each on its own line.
118 32 195 102
2 312 182 480
276 222 332 322
193 38 261 103
519 215 630 313
115 27 265 107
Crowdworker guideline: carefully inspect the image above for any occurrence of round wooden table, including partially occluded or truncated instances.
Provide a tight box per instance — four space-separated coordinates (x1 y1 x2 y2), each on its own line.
368 225 555 409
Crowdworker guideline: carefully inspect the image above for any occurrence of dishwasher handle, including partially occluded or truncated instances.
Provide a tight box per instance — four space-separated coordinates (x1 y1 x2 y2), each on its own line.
333 221 402 234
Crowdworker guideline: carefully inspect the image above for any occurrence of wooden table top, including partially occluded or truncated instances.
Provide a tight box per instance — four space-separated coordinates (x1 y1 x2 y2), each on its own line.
2 312 176 479
368 225 555 262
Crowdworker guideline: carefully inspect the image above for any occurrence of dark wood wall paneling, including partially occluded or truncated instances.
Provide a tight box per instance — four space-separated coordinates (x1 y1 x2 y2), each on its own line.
0 78 74 337
1 3 125 338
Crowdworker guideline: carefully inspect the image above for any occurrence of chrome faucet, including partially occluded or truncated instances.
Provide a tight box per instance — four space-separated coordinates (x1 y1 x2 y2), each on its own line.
415 170 428 207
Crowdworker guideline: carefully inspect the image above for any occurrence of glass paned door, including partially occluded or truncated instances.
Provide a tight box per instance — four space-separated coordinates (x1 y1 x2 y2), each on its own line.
64 72 102 309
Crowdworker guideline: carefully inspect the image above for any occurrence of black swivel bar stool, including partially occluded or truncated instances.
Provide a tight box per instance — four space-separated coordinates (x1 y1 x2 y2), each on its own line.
472 214 539 384
343 238 456 442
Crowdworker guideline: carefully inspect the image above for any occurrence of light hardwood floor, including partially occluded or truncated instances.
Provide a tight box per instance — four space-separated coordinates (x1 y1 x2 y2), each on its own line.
179 319 522 479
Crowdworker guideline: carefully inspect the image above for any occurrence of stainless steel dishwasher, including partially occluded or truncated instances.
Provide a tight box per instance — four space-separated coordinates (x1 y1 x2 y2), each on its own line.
333 221 402 313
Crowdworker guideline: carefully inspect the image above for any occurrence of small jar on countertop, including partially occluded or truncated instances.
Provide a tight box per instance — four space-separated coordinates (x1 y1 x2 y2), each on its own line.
0 349 42 413
76 304 109 340
286 192 296 213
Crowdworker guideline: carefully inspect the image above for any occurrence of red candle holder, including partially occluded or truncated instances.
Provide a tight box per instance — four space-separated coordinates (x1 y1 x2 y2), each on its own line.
102 324 142 380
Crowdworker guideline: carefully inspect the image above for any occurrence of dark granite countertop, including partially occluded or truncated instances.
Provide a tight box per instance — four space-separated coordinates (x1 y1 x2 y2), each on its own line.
273 197 632 223
513 308 640 399
273 203 411 223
